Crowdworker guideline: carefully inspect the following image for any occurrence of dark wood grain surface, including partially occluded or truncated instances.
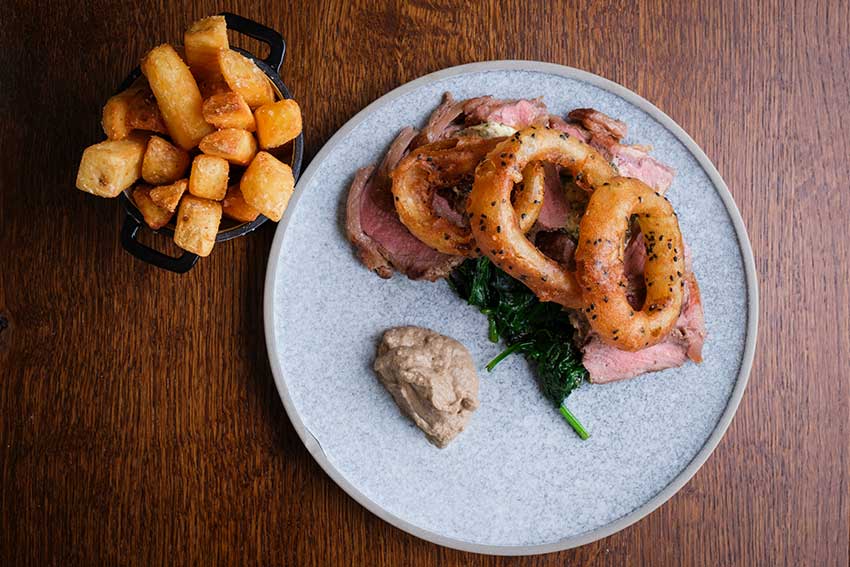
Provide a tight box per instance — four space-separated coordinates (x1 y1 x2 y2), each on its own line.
1 1 848 565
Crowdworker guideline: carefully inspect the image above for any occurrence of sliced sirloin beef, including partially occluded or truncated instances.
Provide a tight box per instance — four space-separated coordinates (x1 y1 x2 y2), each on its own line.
548 114 591 141
411 92 467 147
345 127 463 281
463 96 550 129
567 108 627 147
566 108 675 193
534 163 572 231
582 273 704 383
345 165 393 278
609 144 676 195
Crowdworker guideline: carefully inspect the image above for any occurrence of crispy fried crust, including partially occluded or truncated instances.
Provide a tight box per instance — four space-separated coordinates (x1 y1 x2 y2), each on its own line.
468 126 616 307
574 177 686 350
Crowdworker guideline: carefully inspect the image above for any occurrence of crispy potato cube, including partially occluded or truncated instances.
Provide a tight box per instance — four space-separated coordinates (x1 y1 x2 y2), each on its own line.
218 49 274 109
198 128 257 166
141 136 190 184
149 178 188 212
202 92 256 131
255 99 302 149
133 185 174 229
102 78 168 140
184 15 229 84
76 136 147 197
141 44 214 150
239 151 294 222
174 195 222 256
222 185 260 222
188 155 229 200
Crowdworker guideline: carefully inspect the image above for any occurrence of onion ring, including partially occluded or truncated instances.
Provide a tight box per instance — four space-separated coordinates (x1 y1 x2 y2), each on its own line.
390 137 544 256
468 126 616 306
574 177 686 350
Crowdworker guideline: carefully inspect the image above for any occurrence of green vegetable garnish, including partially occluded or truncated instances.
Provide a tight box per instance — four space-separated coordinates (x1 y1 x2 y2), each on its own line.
559 405 590 440
449 257 590 439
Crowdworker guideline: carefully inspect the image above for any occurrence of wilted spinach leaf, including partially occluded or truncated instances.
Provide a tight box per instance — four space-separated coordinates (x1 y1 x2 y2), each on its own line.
449 257 590 439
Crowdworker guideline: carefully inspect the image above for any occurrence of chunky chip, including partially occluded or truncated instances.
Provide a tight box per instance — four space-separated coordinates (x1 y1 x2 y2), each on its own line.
239 151 294 222
255 99 302 149
202 91 256 131
173 195 222 256
141 44 214 150
141 136 190 184
133 185 174 229
184 15 229 84
218 49 275 109
76 136 147 197
189 154 229 200
149 178 188 212
221 184 260 222
199 128 257 166
102 77 168 140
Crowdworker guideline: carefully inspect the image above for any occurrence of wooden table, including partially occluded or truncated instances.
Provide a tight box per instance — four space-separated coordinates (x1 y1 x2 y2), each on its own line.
2 1 848 565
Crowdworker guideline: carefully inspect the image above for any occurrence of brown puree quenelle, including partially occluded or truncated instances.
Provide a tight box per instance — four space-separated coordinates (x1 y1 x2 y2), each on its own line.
373 326 479 448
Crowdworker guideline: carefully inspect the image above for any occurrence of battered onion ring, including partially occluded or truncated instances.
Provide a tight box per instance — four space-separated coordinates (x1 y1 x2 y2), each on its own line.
574 177 686 350
391 137 544 256
468 126 616 306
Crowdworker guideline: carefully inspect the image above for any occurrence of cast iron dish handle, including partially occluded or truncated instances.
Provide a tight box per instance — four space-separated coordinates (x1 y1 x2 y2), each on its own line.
121 215 199 273
220 12 286 71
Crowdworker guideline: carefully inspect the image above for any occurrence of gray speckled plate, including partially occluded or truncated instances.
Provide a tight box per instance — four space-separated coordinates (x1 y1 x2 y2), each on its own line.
264 61 758 555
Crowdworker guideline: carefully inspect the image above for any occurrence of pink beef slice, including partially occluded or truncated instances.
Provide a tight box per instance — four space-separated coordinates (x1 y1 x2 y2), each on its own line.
534 163 572 231
412 92 551 147
463 96 550 129
548 114 591 141
623 233 649 309
582 334 691 384
345 127 462 281
345 165 393 278
412 92 467 147
432 192 466 227
571 108 627 135
566 108 676 193
611 145 676 194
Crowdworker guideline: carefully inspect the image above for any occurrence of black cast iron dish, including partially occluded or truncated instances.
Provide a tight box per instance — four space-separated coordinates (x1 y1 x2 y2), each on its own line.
118 12 304 273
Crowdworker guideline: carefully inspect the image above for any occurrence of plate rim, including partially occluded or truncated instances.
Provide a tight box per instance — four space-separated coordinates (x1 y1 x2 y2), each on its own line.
263 60 759 555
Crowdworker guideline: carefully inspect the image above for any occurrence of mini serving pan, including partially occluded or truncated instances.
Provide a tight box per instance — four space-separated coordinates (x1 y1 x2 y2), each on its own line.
118 12 304 273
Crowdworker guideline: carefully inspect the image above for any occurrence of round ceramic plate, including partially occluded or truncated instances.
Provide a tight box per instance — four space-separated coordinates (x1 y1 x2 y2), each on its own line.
264 61 757 555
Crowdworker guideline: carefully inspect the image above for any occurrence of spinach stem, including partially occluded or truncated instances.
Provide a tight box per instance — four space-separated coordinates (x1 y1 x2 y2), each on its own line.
486 341 532 371
487 317 499 343
559 404 590 440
